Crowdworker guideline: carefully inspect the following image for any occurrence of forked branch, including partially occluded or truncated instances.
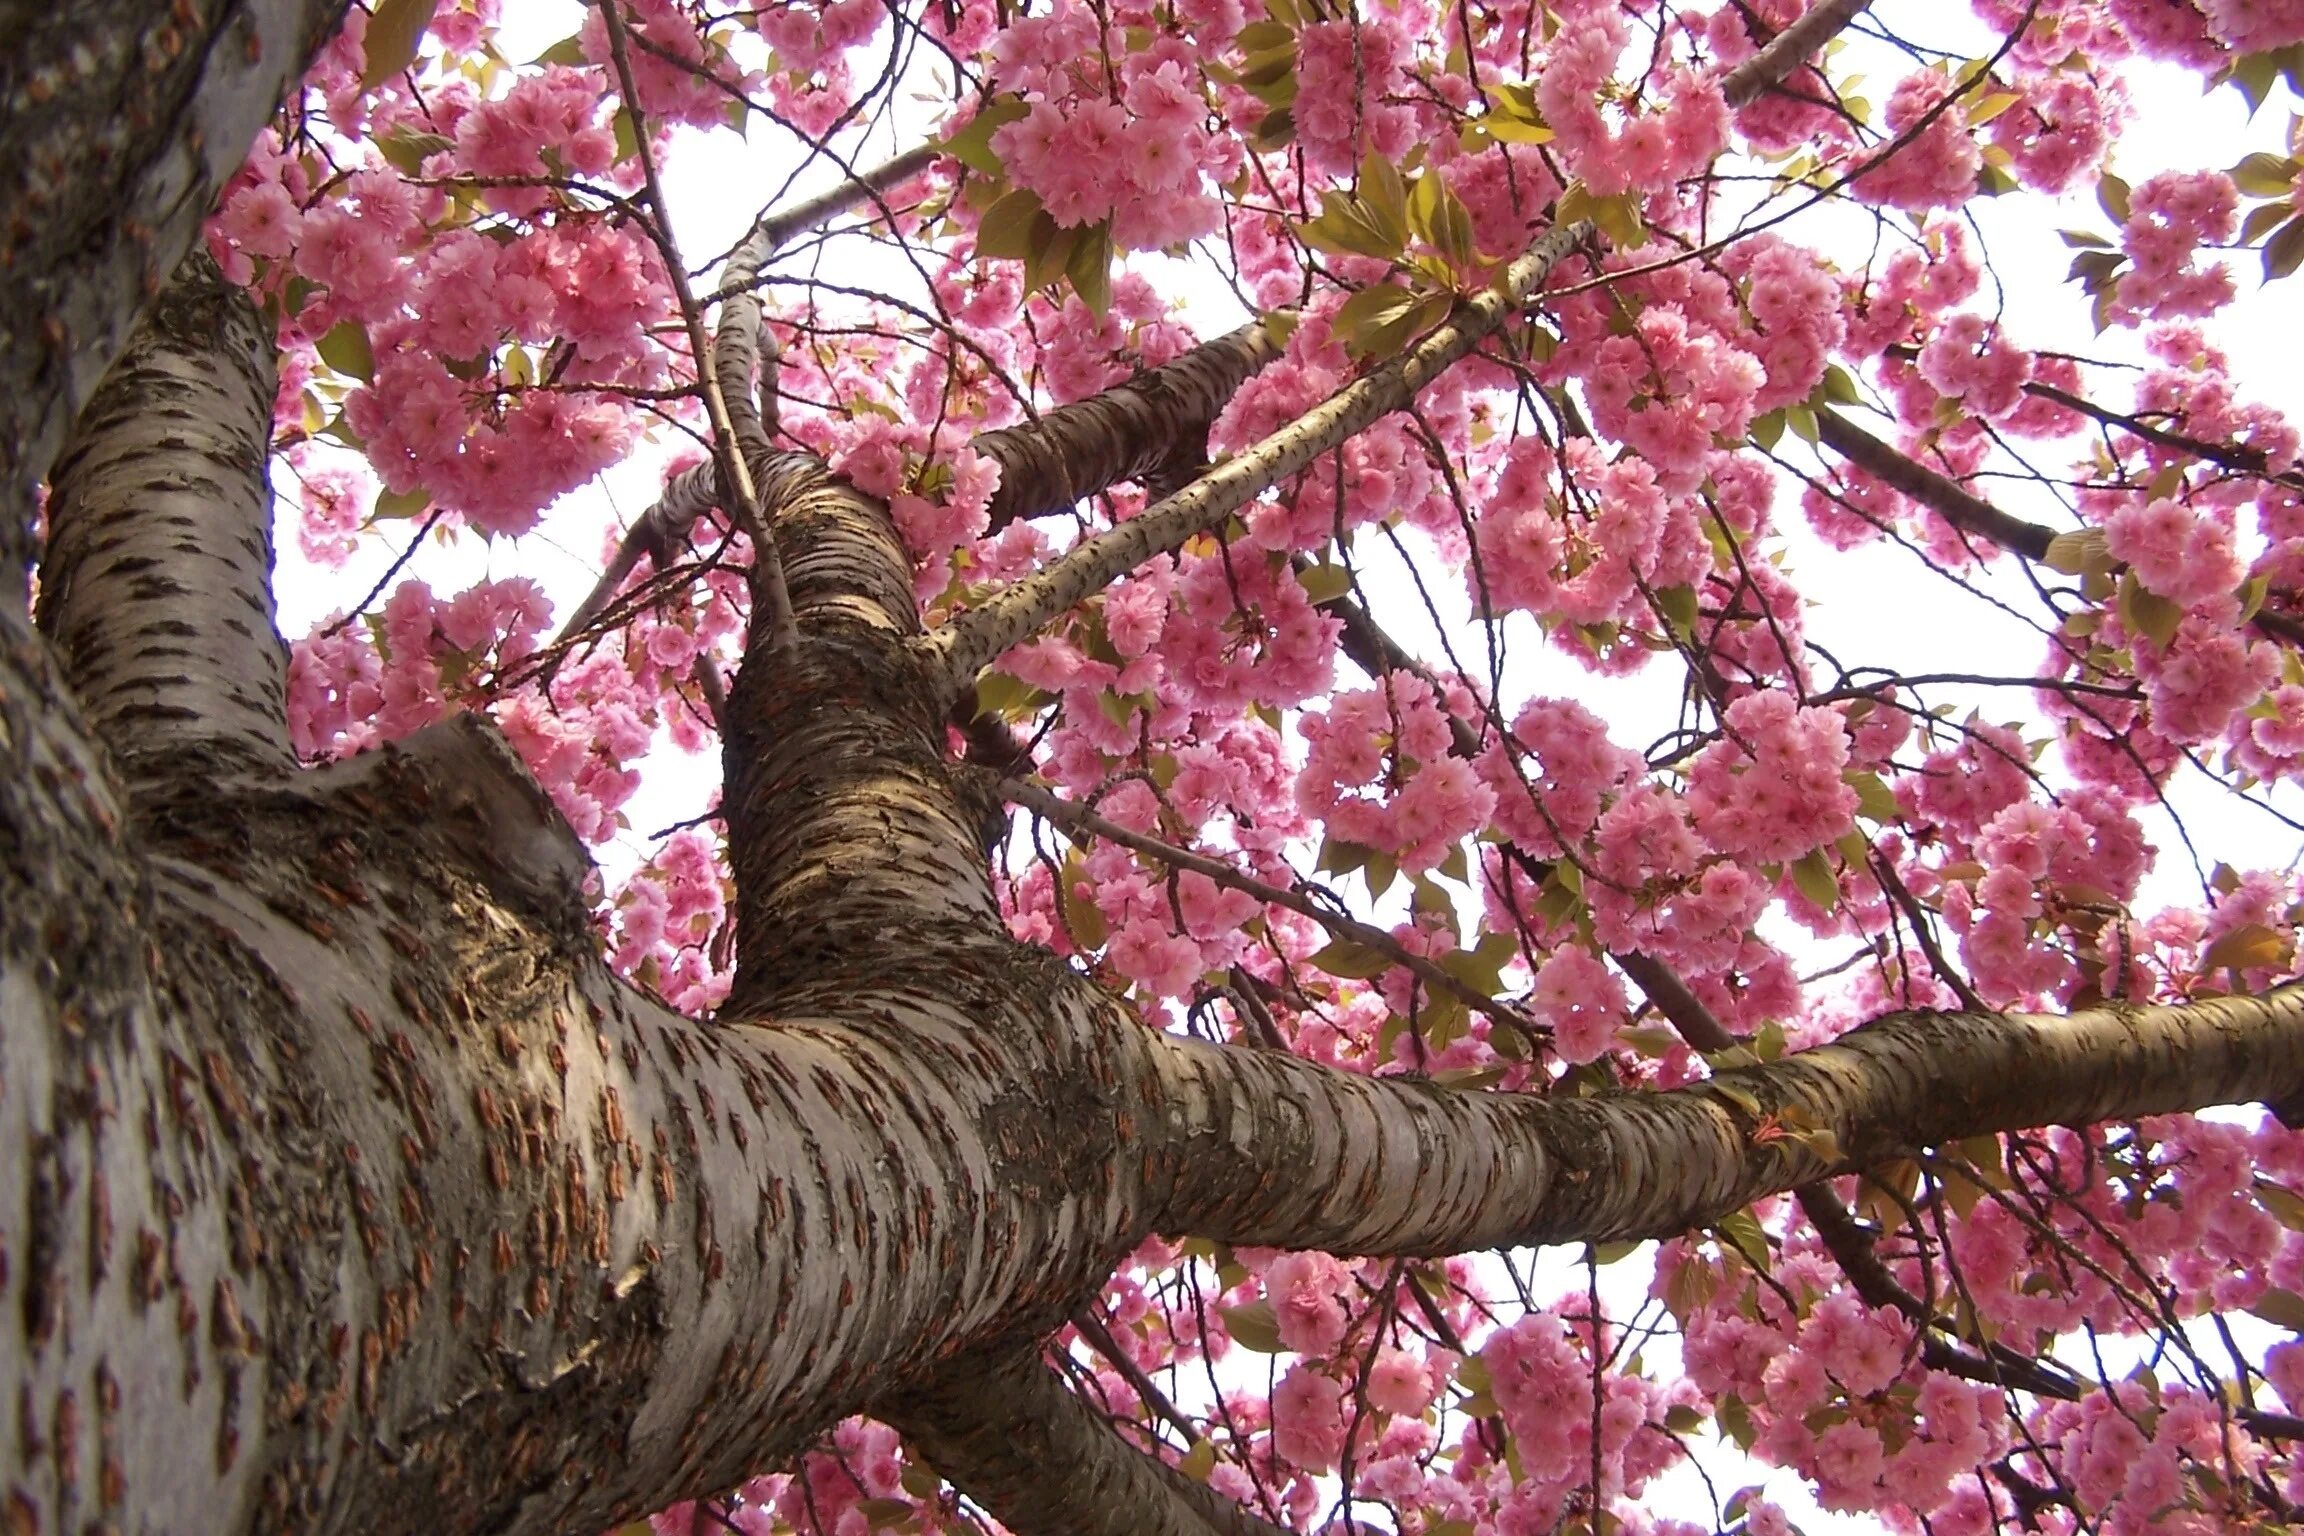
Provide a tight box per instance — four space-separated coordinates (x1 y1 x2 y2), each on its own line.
920 221 1594 700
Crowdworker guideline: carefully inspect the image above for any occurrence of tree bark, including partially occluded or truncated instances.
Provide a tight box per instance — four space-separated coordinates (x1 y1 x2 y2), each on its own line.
37 249 295 793
0 0 350 591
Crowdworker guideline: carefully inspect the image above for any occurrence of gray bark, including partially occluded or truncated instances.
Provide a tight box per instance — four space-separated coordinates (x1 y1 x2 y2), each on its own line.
38 249 294 792
0 0 351 591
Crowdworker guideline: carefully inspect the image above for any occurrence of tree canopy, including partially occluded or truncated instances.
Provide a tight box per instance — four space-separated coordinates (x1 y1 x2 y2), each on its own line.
11 1 2304 1535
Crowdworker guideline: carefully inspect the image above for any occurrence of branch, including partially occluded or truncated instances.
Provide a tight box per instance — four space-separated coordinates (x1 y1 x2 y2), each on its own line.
1793 1184 2084 1401
1719 0 1873 109
1310 563 1739 1052
971 320 1283 532
991 771 1543 1046
35 248 295 788
1145 985 2304 1254
0 0 349 590
1882 344 2304 494
886 1349 1294 1536
552 146 936 651
1071 1309 1202 1445
917 221 1594 701
599 0 799 652
1813 407 2055 561
1815 406 2304 652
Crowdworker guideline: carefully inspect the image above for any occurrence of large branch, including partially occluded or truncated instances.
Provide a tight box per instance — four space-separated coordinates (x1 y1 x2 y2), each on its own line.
35 248 295 790
0 0 351 593
918 221 1593 700
969 320 1282 532
1719 0 1872 108
1813 407 2054 560
886 1349 1293 1536
1146 986 2304 1253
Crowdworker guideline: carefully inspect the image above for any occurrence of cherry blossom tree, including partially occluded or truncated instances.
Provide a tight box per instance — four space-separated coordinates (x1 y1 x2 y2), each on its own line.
14 1 2304 1534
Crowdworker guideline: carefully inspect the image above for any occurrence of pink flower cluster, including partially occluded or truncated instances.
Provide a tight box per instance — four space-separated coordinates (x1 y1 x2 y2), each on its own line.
1685 692 1859 865
985 4 1227 250
1535 10 1729 198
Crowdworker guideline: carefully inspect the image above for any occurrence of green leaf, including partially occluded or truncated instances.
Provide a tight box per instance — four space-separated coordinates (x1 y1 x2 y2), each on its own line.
1022 217 1081 297
2265 213 2304 280
1219 1298 1283 1351
2250 1286 2304 1332
1308 939 1393 980
2232 151 2300 197
1248 106 1296 151
2118 571 2184 649
316 319 376 383
1065 221 1113 317
1334 282 1422 359
2097 170 2132 224
2227 49 2282 115
2242 198 2297 245
611 106 640 166
1844 769 1899 823
375 128 453 176
1748 408 1785 452
938 94 1031 178
2202 921 2289 973
1296 561 1353 605
531 34 588 67
1359 152 1411 251
1297 198 1402 261
373 485 429 520
1618 1024 1683 1058
976 187 1047 261
362 0 442 89
1060 852 1108 950
2256 1178 2304 1233
1717 1393 1758 1450
1176 1439 1217 1481
1714 1209 1772 1273
1591 189 1645 248
2042 527 2111 575
1235 18 1295 51
1363 850 1398 900
1966 91 2022 127
1654 583 1698 640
